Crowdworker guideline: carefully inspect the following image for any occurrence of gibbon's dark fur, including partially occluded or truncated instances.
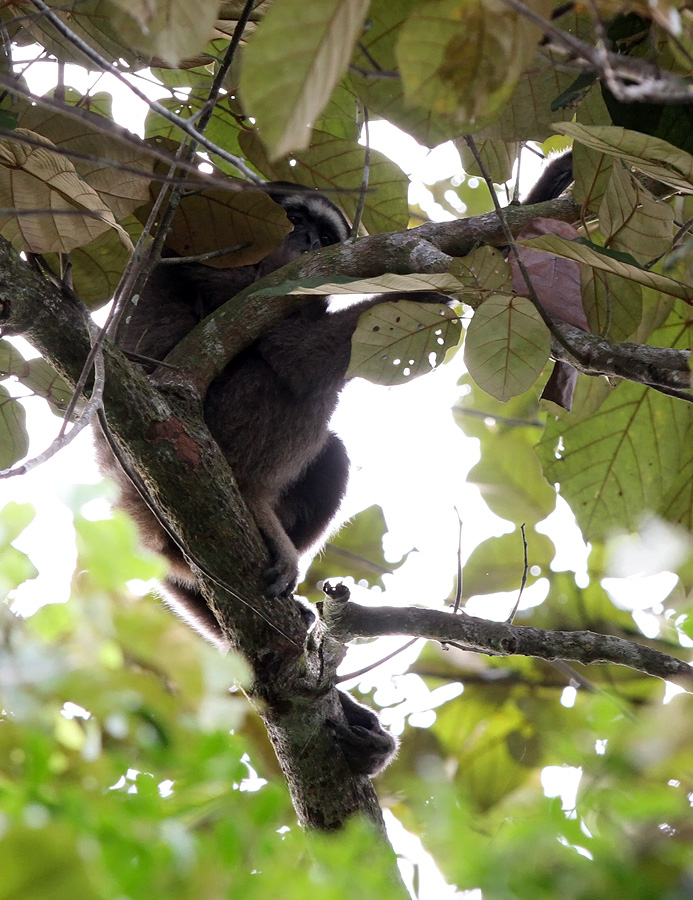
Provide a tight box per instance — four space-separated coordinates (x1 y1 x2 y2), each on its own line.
98 161 571 775
97 183 428 776
523 149 573 205
99 184 448 645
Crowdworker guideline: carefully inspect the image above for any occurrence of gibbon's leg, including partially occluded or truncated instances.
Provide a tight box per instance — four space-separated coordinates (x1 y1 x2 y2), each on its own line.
277 433 350 554
162 577 228 648
329 690 399 776
243 488 302 597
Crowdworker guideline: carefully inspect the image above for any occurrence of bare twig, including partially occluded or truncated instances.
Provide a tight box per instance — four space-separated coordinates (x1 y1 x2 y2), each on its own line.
0 318 104 478
500 0 693 103
506 524 528 623
336 638 420 683
452 507 464 614
351 103 370 238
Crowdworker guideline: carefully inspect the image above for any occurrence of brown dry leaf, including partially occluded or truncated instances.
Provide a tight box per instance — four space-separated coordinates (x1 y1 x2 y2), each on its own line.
510 218 588 330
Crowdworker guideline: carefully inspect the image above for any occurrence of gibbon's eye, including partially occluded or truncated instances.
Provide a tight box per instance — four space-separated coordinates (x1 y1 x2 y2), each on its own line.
287 213 299 227
320 232 335 247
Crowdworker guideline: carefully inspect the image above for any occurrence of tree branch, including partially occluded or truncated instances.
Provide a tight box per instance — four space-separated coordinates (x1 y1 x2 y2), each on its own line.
160 195 582 394
321 589 693 685
550 321 692 392
0 238 386 832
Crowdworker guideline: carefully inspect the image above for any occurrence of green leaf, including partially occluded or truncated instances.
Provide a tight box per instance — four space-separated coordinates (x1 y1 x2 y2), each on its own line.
239 128 410 233
467 434 556 526
464 293 551 401
558 123 693 193
397 0 550 129
581 269 642 342
44 217 143 308
347 0 458 147
537 380 693 540
0 339 72 416
105 0 223 66
0 385 28 469
241 0 370 158
301 504 401 600
598 163 674 266
463 530 555 597
0 500 35 543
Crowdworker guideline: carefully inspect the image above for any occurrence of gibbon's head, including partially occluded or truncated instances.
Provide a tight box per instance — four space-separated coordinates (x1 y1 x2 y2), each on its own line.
262 182 350 262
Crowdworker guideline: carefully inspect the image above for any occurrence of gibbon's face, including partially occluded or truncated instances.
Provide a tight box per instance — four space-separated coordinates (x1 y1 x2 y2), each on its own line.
256 184 351 273
279 192 351 254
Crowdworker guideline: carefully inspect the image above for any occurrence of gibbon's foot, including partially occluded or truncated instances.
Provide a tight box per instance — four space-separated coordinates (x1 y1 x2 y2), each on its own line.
328 691 399 777
263 559 299 599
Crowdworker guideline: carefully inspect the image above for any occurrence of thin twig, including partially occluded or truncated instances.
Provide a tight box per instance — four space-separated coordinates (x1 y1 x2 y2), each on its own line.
499 0 693 103
452 506 465 614
159 243 250 264
351 103 370 237
506 524 528 623
337 638 420 683
0 319 105 478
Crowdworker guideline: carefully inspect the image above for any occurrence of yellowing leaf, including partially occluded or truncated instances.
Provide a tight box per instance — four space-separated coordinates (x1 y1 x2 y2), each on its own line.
397 0 551 128
241 0 370 158
107 0 222 65
464 293 550 401
0 129 118 253
20 98 155 219
156 188 292 268
557 123 693 193
347 300 461 385
292 273 463 296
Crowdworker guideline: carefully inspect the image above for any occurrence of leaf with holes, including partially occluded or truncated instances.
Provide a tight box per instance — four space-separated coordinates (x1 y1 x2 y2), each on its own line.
347 300 460 386
465 294 550 401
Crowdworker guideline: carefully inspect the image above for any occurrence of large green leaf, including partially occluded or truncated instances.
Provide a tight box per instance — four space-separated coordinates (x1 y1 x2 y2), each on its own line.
537 381 693 540
464 293 551 401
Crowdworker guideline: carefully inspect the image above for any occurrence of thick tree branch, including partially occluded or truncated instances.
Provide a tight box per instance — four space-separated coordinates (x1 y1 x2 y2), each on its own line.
0 238 386 832
161 195 582 394
551 321 692 391
321 589 693 684
158 197 690 406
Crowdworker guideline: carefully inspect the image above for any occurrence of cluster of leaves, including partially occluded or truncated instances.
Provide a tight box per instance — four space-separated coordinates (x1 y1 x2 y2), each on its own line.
0 1 690 540
0 0 693 896
0 499 401 900
3 497 693 899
